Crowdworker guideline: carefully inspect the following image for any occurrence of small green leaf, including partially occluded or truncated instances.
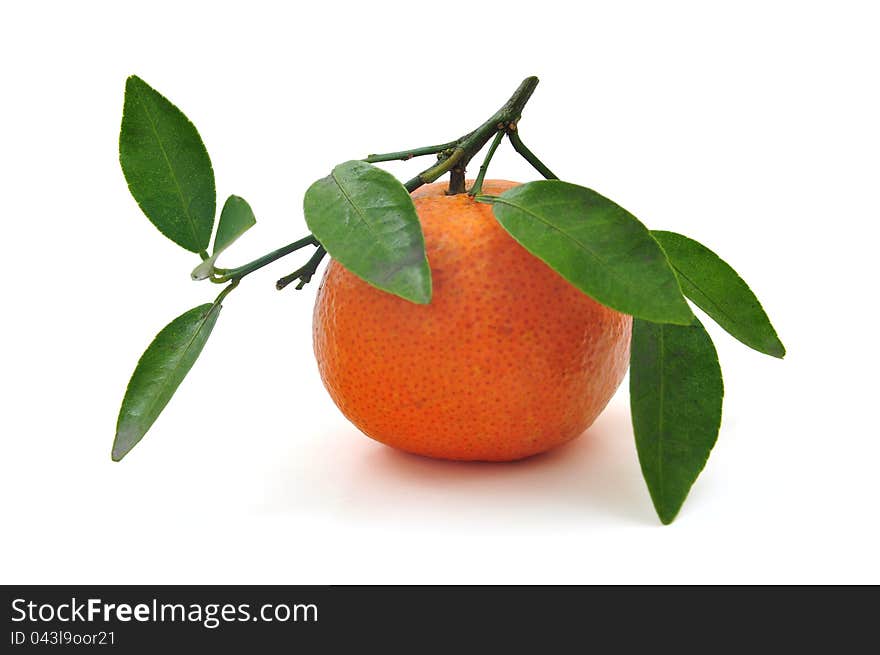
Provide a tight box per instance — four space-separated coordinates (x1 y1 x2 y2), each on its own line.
119 75 216 253
482 181 692 324
630 317 724 524
191 195 256 280
303 160 431 304
213 195 256 255
112 303 222 461
651 230 785 358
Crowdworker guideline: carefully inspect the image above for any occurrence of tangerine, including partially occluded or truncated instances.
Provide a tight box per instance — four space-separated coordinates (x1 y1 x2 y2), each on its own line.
313 180 632 461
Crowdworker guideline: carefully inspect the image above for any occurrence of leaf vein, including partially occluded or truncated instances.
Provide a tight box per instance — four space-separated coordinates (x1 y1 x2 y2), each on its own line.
492 196 666 297
331 170 395 252
132 83 202 249
672 265 741 328
134 304 219 436
657 324 666 504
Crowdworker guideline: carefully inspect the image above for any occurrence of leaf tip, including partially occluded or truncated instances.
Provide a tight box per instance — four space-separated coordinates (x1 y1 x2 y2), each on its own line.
658 512 677 526
768 338 786 359
124 74 145 91
110 438 130 462
662 300 696 326
652 497 683 525
402 273 432 305
414 261 434 304
111 422 143 462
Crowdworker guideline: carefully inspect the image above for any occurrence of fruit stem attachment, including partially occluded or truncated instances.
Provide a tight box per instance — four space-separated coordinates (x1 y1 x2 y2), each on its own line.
198 77 549 291
508 130 558 180
276 245 328 291
211 234 319 283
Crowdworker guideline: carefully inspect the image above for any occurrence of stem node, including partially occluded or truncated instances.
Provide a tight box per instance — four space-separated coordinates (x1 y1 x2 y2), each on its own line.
276 246 328 291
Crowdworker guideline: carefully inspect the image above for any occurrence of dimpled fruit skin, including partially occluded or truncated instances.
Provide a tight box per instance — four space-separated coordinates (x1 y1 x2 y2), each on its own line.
312 180 632 461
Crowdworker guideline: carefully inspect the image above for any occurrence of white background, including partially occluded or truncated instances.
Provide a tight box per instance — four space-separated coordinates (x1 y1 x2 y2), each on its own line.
1 1 878 584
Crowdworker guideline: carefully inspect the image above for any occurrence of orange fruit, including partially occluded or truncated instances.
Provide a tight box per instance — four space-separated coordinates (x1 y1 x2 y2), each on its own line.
312 180 632 461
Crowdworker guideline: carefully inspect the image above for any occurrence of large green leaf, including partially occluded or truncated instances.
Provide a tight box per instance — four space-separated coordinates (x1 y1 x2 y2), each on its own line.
480 181 692 324
112 303 222 461
652 230 785 358
303 160 431 304
119 75 216 253
191 195 256 280
630 317 724 524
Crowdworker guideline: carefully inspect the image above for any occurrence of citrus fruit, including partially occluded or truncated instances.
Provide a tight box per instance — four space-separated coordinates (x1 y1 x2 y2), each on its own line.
313 180 632 461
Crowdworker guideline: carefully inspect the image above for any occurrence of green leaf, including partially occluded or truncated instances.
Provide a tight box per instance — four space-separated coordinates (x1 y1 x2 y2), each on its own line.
213 194 256 254
119 75 216 253
112 303 222 461
481 181 692 324
651 230 785 358
303 160 431 304
630 317 724 524
191 195 256 281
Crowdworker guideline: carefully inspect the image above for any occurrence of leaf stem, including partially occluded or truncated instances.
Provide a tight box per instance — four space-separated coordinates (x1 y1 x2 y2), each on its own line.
402 76 541 195
473 194 498 205
508 130 558 180
404 147 466 192
212 234 318 282
201 77 550 291
213 278 240 304
364 141 458 163
276 246 327 290
468 130 505 196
